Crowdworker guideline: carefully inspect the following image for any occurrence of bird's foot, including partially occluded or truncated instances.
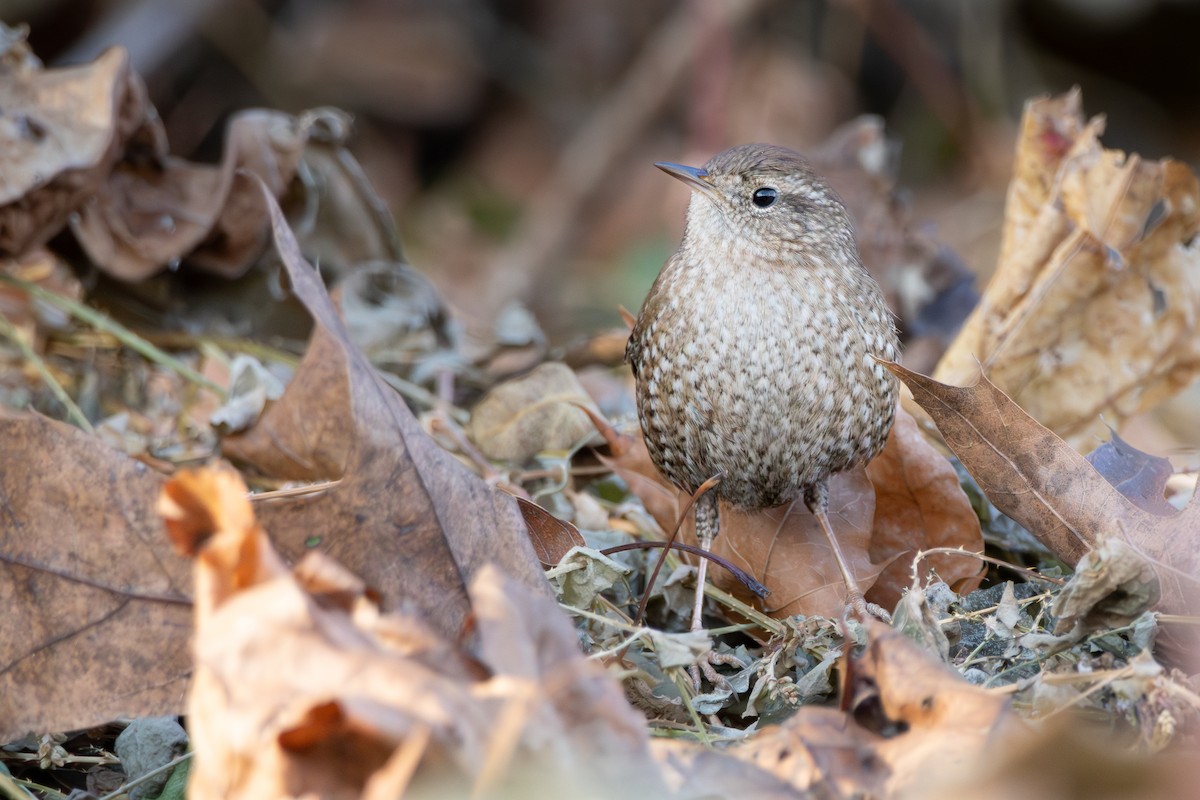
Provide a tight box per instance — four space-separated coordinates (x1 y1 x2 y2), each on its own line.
845 592 892 624
688 649 746 693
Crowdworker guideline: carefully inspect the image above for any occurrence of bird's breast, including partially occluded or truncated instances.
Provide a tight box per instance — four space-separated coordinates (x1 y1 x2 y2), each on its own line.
633 257 897 508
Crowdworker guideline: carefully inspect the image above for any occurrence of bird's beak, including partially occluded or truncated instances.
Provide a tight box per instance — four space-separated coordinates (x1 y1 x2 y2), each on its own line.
655 161 719 200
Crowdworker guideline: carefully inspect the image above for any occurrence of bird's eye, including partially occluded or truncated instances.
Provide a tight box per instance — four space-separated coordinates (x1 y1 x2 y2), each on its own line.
752 187 778 208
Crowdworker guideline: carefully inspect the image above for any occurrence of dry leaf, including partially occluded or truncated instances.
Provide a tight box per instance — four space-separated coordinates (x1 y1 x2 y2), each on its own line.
468 566 663 792
468 361 599 462
865 405 984 609
188 566 484 797
0 414 187 742
223 179 549 637
734 621 1019 797
515 497 586 566
935 89 1200 447
1052 536 1161 635
1085 430 1175 515
334 260 455 378
208 355 285 434
0 22 38 73
0 47 147 255
710 469 880 618
888 362 1200 667
160 463 287 618
169 467 480 799
176 464 666 799
0 35 306 279
71 109 306 280
862 623 1025 796
290 108 405 277
189 112 306 276
651 740 810 799
920 716 1193 800
552 547 632 610
737 705 890 797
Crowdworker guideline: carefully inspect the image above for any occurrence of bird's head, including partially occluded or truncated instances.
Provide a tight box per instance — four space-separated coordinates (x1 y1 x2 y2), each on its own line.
656 143 856 263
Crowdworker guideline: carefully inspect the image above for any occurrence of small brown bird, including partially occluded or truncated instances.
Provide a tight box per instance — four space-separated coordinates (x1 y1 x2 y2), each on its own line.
626 144 899 649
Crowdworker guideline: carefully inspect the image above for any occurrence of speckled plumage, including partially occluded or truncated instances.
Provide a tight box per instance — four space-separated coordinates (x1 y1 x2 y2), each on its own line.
627 143 899 516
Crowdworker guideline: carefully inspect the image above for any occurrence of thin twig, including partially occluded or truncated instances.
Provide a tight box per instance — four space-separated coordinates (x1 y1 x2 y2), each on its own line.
336 146 405 262
0 752 117 766
602 540 768 598
248 479 341 501
914 546 1067 586
634 474 722 627
670 670 712 747
940 589 1053 625
559 601 644 634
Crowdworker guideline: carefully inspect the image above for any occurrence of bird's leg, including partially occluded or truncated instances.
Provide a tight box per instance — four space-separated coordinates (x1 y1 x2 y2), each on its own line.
688 490 744 690
689 490 718 633
804 482 871 619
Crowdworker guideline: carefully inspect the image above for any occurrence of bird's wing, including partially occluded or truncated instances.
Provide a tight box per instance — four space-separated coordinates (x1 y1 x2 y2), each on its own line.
626 252 686 379
625 321 641 378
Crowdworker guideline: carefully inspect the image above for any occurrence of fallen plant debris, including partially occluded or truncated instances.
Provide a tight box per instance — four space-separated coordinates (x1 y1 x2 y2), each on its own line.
0 183 550 746
934 89 1200 448
227 180 550 636
163 463 670 800
0 42 304 280
467 361 601 462
0 47 142 256
0 413 186 742
887 360 1200 672
588 403 984 619
164 463 1130 799
0 22 1197 797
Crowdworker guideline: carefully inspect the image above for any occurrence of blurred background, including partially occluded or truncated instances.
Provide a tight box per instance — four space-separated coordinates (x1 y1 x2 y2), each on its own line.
4 0 1199 346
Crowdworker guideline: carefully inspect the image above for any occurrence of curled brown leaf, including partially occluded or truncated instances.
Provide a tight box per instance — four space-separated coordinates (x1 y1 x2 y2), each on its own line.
936 89 1200 447
0 47 147 255
72 109 306 280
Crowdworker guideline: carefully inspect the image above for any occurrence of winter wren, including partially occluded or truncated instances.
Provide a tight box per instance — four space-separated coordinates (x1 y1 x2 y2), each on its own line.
626 143 899 626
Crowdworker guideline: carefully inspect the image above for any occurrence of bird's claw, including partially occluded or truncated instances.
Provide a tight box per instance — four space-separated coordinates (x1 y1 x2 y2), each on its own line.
688 649 746 693
846 593 892 623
